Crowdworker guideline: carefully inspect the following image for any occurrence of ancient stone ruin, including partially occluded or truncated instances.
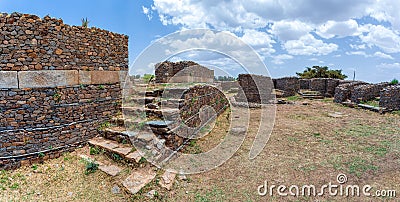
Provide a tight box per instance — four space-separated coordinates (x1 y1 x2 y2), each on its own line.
0 13 128 169
155 61 214 83
380 85 400 111
235 74 274 104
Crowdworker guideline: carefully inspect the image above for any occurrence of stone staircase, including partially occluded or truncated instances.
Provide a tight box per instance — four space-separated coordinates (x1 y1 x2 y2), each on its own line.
84 84 192 195
298 89 324 99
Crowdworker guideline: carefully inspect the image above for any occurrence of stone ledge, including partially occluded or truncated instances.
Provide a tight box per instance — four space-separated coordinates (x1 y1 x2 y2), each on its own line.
0 71 18 88
79 70 127 85
19 70 79 88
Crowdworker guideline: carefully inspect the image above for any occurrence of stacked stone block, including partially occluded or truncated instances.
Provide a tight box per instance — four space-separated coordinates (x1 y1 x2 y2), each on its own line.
334 81 368 103
0 13 128 169
309 78 340 97
273 77 299 97
236 74 274 103
351 82 390 103
380 85 400 111
155 61 214 83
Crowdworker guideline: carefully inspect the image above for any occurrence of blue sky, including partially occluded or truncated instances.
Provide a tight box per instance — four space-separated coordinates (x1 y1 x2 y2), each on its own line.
1 0 400 83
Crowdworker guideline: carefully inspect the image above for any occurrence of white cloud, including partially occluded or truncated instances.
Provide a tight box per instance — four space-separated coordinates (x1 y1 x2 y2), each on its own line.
270 20 313 41
367 0 400 30
316 19 360 38
271 54 293 64
142 6 153 20
349 44 366 50
377 62 400 69
346 51 368 57
373 52 394 60
360 24 400 53
283 34 338 55
345 51 394 60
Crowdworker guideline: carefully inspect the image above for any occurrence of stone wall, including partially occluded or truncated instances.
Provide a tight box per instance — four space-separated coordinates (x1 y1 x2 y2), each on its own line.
309 78 340 97
155 61 214 83
0 13 128 169
273 77 299 97
300 79 310 89
380 85 400 111
219 81 239 91
236 74 274 103
0 13 128 71
351 82 391 103
334 81 368 103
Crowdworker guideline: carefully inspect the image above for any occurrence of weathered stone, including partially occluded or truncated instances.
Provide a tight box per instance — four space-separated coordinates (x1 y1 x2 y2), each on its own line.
159 171 176 190
126 151 142 163
0 71 18 88
98 164 122 176
122 168 156 194
18 70 79 88
79 71 121 85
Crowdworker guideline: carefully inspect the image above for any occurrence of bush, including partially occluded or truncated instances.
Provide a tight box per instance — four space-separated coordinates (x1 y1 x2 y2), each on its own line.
143 74 155 83
390 78 399 85
296 66 347 79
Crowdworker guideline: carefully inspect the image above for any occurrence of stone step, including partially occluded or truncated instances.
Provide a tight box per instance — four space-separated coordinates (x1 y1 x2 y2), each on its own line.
88 137 143 163
159 171 176 191
128 97 157 105
79 155 122 177
122 107 180 119
122 166 157 195
301 95 324 99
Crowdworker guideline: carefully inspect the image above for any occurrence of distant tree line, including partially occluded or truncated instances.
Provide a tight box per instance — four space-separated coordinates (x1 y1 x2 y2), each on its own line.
214 76 236 81
296 66 347 80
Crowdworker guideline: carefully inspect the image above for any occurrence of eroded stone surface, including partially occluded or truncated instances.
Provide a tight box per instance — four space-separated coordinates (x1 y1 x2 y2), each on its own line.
122 167 156 194
99 164 122 176
19 70 79 88
159 171 176 190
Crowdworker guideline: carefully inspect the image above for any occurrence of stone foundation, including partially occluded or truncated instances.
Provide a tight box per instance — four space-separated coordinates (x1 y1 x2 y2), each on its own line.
155 61 214 83
236 74 274 103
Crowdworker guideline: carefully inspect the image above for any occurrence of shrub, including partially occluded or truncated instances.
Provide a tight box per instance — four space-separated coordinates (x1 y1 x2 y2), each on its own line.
390 78 399 85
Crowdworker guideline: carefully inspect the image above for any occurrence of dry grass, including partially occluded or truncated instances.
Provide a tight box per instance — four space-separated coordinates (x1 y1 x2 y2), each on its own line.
1 99 399 201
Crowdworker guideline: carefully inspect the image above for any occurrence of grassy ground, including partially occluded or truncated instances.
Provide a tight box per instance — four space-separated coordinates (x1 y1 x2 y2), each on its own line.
1 98 399 201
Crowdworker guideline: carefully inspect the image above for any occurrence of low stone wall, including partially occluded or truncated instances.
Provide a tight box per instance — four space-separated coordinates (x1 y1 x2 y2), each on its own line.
351 82 391 103
334 81 368 103
380 85 400 111
236 74 274 103
155 61 214 83
273 77 299 97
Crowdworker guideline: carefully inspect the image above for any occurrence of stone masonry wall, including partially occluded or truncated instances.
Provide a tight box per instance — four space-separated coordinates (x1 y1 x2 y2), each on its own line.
273 77 300 97
380 85 400 111
155 61 214 83
334 81 368 103
0 13 128 169
309 78 340 97
351 82 391 103
236 74 274 103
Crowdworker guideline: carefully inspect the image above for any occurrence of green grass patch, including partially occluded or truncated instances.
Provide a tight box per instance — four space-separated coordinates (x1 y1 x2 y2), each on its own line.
345 157 378 177
286 95 301 101
360 100 379 107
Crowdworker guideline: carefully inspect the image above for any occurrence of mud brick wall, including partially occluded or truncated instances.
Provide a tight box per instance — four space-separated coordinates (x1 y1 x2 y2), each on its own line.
0 13 128 169
351 82 391 103
155 61 214 83
380 85 400 111
273 77 299 97
309 78 340 97
235 74 274 103
334 81 368 103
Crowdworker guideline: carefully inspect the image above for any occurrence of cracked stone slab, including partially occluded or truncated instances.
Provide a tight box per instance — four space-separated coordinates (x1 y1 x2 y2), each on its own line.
159 171 176 190
122 167 156 194
99 164 122 176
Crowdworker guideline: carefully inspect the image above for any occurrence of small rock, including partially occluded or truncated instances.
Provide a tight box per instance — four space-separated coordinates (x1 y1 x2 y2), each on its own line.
111 185 120 194
67 192 73 197
145 190 156 199
178 174 187 181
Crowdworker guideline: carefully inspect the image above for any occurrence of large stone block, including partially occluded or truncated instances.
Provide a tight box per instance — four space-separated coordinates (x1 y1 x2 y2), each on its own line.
79 71 122 85
19 70 79 88
0 71 18 88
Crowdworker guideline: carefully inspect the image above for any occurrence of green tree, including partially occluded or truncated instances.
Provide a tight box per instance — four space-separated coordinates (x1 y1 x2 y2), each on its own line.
296 66 347 79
